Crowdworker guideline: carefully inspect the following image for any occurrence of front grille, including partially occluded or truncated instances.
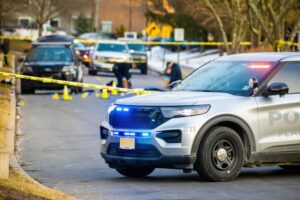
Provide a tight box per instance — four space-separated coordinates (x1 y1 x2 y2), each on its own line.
31 65 64 75
107 143 161 158
109 106 166 129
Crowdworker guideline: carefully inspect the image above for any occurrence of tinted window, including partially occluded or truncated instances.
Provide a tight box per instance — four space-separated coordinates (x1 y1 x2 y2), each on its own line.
97 43 128 52
127 44 145 51
269 62 300 93
175 61 275 96
26 47 73 62
74 42 85 48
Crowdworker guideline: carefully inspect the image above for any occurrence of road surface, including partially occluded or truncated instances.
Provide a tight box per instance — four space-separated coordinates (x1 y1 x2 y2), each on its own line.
17 69 300 200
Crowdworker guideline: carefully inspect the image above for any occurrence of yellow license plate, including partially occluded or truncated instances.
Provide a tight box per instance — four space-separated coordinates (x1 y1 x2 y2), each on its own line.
120 138 135 150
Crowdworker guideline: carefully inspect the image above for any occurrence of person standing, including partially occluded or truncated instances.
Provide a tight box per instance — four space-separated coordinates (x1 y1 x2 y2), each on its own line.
2 38 10 67
163 62 182 88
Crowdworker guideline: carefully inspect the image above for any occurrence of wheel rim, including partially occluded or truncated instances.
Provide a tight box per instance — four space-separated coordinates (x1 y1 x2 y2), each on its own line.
211 139 236 171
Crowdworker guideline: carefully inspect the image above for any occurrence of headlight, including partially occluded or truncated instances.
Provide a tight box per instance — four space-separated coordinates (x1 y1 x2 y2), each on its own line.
95 56 104 61
23 64 33 72
62 65 76 74
108 104 117 114
160 105 210 118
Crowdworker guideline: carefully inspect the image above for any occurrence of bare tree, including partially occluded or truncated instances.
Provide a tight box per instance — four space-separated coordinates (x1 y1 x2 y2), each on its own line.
246 0 300 50
186 0 248 54
0 0 27 30
21 0 78 36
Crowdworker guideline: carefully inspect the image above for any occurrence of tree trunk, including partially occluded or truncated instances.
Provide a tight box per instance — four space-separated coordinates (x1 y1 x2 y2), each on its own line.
38 23 43 37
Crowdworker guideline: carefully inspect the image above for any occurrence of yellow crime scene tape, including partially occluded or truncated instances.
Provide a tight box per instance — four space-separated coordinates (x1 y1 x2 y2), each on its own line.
0 71 152 96
92 59 147 64
0 35 252 46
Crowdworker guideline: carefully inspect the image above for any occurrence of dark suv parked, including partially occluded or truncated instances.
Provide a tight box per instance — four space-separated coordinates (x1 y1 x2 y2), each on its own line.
20 41 83 94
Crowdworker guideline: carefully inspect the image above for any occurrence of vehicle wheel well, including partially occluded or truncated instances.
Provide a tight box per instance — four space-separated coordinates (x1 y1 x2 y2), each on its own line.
205 121 251 161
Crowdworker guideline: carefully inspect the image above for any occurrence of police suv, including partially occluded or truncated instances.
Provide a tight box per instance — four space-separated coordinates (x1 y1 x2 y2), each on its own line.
100 53 300 181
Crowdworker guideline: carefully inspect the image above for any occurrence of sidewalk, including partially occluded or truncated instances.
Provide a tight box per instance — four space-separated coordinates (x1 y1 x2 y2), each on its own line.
147 46 221 74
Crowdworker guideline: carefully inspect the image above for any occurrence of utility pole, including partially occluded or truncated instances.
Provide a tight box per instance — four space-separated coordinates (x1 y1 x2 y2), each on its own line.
128 0 132 31
95 0 100 32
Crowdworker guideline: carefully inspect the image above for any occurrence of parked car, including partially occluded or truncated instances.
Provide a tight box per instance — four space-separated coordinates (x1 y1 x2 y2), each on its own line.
79 32 113 40
118 39 148 74
20 42 83 94
37 34 74 43
74 41 92 67
89 41 132 75
100 52 300 181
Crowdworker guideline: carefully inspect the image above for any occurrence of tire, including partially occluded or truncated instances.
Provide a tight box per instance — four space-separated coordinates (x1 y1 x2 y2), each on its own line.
141 65 148 75
115 167 155 178
195 126 244 182
21 80 34 94
88 69 97 76
77 78 83 93
279 165 300 170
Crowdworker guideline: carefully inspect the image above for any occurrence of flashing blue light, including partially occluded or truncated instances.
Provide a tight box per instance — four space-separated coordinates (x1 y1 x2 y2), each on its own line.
112 131 119 136
111 130 151 137
142 132 150 137
123 107 129 112
116 107 122 111
124 132 135 136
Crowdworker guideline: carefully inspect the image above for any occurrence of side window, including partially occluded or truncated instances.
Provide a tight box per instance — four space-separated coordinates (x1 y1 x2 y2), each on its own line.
269 62 300 94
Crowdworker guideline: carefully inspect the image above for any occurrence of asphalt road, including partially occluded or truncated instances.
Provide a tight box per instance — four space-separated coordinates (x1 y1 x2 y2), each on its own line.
17 69 300 200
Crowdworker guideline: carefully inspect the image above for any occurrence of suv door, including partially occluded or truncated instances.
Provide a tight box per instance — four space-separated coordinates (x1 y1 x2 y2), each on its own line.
256 62 300 158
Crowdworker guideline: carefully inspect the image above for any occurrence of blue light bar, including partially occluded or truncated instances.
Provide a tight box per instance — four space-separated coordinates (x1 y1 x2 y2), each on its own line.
142 132 150 137
111 131 151 138
115 106 130 112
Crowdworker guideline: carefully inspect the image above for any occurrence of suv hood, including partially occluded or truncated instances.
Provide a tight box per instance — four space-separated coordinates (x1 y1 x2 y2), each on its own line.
94 51 131 58
25 61 73 66
115 91 236 106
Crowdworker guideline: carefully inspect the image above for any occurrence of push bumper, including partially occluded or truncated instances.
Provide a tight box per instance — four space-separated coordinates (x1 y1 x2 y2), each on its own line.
101 152 196 169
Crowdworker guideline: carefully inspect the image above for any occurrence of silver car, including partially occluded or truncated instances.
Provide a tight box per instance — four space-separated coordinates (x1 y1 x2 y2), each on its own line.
100 52 300 181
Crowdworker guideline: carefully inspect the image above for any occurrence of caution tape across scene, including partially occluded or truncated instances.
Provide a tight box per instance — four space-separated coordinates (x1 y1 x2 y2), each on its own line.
0 35 252 46
0 72 152 95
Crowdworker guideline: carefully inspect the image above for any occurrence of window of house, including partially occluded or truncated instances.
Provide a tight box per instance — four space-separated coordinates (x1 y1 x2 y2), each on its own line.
19 17 31 28
50 19 60 28
101 21 112 33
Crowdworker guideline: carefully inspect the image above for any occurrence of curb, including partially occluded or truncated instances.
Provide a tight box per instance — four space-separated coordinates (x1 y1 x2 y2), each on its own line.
6 55 54 191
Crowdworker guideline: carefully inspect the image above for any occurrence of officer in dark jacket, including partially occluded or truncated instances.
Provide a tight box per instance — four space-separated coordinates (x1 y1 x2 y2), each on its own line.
163 62 182 88
2 38 10 66
113 62 132 88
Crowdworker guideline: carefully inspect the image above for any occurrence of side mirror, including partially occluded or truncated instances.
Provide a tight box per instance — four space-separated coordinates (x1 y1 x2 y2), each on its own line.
129 49 135 54
262 82 289 97
169 80 182 89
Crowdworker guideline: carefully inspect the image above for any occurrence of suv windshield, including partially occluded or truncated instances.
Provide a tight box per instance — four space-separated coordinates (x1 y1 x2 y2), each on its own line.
97 43 128 52
175 61 275 96
26 47 73 62
127 43 146 51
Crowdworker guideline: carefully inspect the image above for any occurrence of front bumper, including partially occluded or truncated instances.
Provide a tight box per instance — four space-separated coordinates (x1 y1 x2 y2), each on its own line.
100 115 207 169
22 72 75 89
101 152 196 169
92 61 114 72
